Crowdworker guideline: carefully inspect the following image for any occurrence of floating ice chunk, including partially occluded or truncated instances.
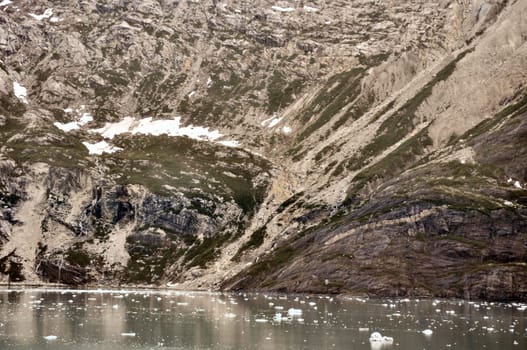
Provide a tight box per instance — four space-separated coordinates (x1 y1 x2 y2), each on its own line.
121 333 136 337
224 313 236 318
422 329 433 336
359 327 369 332
308 302 316 306
43 335 58 341
255 318 268 323
369 332 393 344
508 178 513 183
287 308 303 316
273 313 282 322
29 8 53 21
82 141 122 155
64 107 73 113
514 340 519 345
13 81 28 104
514 181 522 189
271 6 294 12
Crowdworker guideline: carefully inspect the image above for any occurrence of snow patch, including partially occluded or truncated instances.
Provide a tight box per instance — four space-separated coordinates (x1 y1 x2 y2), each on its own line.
29 8 53 21
260 115 283 128
271 6 294 12
82 141 122 155
54 113 93 132
13 81 28 104
303 6 318 12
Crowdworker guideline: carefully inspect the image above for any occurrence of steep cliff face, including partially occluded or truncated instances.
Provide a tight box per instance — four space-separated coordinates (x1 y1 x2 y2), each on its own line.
0 0 526 300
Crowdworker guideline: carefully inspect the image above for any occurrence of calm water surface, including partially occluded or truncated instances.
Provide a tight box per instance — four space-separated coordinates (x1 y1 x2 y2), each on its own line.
0 289 525 349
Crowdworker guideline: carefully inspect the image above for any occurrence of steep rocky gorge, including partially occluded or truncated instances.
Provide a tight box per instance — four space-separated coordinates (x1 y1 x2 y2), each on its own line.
0 0 526 301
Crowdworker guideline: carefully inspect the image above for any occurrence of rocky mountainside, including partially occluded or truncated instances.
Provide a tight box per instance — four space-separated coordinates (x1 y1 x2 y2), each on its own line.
0 0 526 301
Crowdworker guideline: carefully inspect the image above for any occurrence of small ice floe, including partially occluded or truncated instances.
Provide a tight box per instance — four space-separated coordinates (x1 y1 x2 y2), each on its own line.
29 8 53 21
369 332 393 344
224 313 236 318
273 313 282 322
422 329 433 336
287 308 303 317
255 318 268 323
514 181 523 189
43 335 58 341
359 327 370 332
121 332 136 337
13 81 28 104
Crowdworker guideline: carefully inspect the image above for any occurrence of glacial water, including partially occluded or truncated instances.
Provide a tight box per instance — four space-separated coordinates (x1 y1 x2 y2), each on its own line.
0 289 525 349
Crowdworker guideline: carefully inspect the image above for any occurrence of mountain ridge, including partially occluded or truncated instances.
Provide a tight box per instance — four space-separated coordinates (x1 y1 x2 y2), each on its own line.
0 0 526 301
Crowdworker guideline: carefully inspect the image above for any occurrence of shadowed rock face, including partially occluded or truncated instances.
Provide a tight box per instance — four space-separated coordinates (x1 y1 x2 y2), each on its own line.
0 0 526 300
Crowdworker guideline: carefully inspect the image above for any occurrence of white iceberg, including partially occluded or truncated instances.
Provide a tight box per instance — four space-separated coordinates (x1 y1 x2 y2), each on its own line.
369 331 394 344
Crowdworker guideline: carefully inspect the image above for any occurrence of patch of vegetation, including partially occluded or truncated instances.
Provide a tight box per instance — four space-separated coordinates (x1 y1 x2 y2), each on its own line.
5 122 91 169
104 134 270 215
124 244 184 284
349 128 433 192
298 68 365 141
231 225 267 262
183 233 232 268
245 244 295 277
267 70 304 113
348 49 473 172
458 90 527 142
65 248 91 268
276 192 304 213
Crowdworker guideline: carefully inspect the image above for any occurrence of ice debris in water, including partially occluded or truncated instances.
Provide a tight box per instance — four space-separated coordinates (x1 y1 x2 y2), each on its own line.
422 329 433 335
288 308 303 316
43 335 58 341
369 332 394 344
121 333 136 337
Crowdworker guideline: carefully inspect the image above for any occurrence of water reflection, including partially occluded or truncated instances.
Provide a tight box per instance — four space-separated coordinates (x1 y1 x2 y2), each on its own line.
0 289 525 349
